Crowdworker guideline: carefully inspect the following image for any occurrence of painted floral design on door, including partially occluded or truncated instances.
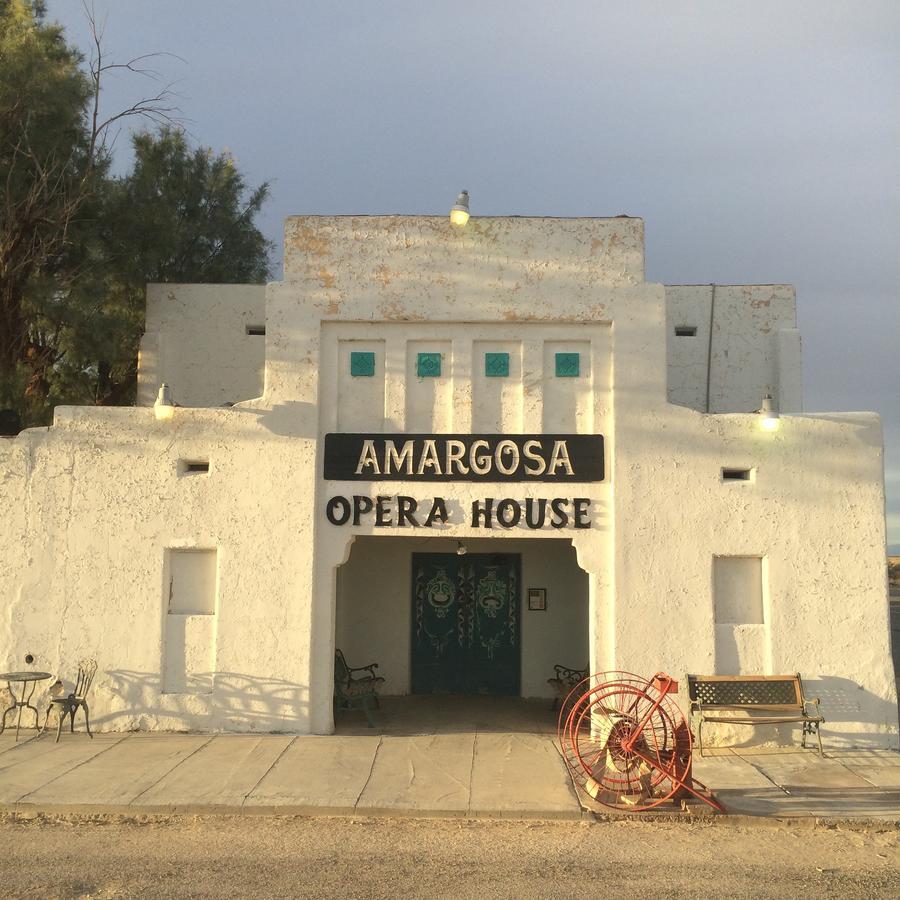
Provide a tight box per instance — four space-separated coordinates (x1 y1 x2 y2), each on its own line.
412 553 520 694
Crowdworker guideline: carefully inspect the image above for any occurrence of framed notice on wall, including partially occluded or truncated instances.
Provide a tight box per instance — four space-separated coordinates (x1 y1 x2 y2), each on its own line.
527 588 547 611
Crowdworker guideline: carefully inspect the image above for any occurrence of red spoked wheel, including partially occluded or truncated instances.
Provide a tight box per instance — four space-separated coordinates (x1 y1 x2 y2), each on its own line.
558 671 696 812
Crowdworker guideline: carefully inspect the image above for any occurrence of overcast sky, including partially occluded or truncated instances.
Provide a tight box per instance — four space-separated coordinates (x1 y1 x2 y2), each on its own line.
48 1 900 549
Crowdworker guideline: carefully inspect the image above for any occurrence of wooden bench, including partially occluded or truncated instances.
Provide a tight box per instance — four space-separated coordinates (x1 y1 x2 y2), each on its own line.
334 649 384 728
687 673 824 757
547 664 588 712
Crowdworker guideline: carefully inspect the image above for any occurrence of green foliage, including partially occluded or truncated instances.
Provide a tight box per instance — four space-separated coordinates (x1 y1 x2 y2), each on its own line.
0 1 91 176
0 0 97 416
0 2 272 423
57 129 273 407
109 129 271 286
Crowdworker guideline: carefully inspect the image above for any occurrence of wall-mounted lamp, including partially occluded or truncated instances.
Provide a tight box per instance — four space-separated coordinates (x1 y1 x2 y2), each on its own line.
456 541 468 556
154 383 176 421
449 190 470 226
758 393 779 432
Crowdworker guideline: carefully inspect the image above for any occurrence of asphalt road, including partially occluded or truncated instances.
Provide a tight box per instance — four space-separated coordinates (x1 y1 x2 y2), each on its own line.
2 814 898 899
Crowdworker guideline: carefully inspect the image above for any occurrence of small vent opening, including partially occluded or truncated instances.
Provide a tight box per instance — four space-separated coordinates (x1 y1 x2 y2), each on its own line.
246 325 266 336
675 325 697 337
178 459 210 476
721 467 753 482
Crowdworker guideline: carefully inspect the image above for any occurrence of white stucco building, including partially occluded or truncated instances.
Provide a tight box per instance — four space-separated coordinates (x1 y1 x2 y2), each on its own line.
1 214 896 746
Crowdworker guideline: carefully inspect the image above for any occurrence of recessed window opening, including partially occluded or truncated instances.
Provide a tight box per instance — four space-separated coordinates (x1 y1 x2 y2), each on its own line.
714 556 764 624
178 459 210 476
674 325 697 337
246 325 266 336
721 467 753 482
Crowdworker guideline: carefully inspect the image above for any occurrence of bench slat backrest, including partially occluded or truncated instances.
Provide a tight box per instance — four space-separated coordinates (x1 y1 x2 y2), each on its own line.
334 650 350 690
687 674 803 709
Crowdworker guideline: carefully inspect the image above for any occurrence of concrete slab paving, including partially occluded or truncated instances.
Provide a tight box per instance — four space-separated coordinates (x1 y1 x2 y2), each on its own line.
826 750 900 767
723 750 900 819
244 735 380 813
852 768 900 789
689 757 791 817
336 695 557 737
777 788 900 820
22 734 211 809
356 733 474 814
0 735 124 804
692 752 778 790
0 732 38 755
133 735 295 812
468 733 579 818
741 751 872 790
0 734 73 774
0 704 898 823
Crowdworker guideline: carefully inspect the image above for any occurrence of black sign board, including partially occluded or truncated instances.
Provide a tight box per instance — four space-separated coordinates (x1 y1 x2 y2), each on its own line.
324 433 604 483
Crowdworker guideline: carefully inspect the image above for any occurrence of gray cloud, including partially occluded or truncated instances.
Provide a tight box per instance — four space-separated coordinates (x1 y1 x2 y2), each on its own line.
47 0 900 546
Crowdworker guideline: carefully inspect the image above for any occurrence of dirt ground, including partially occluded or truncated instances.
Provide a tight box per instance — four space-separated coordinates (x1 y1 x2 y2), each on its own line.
1 814 898 899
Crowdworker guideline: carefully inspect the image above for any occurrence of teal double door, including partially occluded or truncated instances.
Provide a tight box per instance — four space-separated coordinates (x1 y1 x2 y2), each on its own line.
411 553 521 695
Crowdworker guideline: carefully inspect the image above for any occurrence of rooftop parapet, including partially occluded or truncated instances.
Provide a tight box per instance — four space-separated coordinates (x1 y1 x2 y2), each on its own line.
282 215 646 292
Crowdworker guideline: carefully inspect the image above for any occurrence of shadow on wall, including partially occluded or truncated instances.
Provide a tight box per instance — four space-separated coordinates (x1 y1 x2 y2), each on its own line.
695 677 899 751
803 677 900 747
97 670 309 733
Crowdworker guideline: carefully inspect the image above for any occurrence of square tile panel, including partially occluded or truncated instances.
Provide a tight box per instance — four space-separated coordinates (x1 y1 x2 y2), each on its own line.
484 352 510 377
416 352 442 378
555 352 580 377
350 351 375 377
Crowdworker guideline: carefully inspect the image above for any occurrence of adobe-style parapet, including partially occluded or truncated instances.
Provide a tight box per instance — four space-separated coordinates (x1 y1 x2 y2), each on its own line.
138 216 800 415
283 215 646 293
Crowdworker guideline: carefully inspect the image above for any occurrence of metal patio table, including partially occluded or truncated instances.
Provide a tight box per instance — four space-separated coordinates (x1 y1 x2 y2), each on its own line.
0 671 52 741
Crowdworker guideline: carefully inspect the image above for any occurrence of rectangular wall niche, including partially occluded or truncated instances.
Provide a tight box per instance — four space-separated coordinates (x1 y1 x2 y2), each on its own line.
163 549 217 694
713 555 766 675
714 556 763 623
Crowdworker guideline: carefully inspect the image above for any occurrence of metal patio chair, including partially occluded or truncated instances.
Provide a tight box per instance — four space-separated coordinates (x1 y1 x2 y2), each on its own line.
548 664 588 712
42 658 97 742
334 649 384 728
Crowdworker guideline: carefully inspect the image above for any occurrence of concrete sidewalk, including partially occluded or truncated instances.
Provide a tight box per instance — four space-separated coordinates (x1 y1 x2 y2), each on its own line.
0 730 580 819
692 747 900 821
1 695 898 823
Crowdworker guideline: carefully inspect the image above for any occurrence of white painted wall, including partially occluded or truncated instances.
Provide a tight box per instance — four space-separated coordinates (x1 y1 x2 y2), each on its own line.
137 283 266 409
138 281 801 418
336 536 589 698
0 215 894 749
665 284 802 414
0 407 313 732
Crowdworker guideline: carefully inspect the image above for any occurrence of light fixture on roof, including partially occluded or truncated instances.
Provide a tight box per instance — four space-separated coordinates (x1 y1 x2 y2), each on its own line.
449 190 470 226
153 383 176 421
758 393 779 432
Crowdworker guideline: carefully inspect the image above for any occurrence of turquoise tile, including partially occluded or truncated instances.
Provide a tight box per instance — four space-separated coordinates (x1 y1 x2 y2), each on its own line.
484 352 510 377
416 352 442 377
555 352 580 377
350 351 376 377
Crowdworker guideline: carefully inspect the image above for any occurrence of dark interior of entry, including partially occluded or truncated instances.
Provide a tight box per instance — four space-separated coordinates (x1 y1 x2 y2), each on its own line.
411 552 521 695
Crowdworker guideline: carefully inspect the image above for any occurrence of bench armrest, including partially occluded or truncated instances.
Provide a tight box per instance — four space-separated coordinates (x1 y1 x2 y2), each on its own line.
348 663 379 677
553 665 587 682
802 696 820 714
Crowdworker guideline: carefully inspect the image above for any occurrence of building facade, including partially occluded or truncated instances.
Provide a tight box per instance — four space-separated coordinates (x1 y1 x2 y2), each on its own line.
1 215 896 746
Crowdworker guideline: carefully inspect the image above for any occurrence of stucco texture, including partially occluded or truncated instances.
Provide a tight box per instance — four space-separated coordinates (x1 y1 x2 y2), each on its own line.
0 215 895 747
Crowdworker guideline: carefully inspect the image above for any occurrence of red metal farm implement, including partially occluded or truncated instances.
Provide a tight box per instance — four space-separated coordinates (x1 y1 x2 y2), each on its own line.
557 671 724 813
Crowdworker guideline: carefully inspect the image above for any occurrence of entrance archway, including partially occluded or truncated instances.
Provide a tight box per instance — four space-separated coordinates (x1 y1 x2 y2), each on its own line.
335 536 589 710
